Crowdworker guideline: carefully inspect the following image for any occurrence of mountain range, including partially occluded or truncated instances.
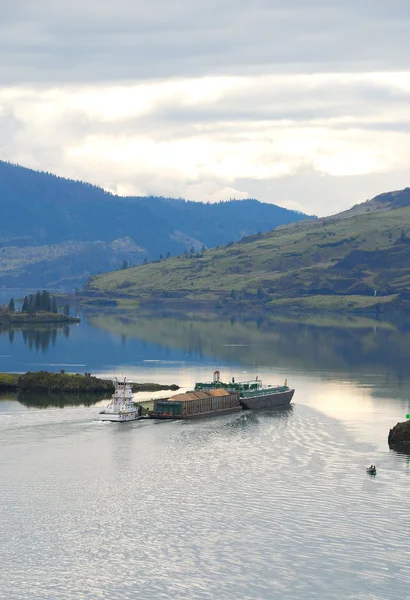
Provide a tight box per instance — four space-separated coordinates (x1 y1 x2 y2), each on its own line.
0 161 314 288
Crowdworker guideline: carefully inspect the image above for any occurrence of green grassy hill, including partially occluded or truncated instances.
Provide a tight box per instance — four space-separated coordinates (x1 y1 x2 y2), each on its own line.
84 188 410 312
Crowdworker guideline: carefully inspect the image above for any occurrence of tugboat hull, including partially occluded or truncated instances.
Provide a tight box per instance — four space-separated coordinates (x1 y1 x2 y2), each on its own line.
98 412 141 422
240 389 295 410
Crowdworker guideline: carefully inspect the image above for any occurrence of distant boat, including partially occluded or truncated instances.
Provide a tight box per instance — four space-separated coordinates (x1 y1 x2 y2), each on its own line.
366 466 377 475
195 370 295 410
98 377 142 422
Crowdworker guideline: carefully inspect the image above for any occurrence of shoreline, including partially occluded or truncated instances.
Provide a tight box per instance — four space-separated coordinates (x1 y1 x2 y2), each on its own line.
0 371 179 394
0 313 80 329
72 290 408 316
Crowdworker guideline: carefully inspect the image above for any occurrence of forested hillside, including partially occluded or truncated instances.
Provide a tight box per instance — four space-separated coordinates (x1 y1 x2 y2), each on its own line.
0 161 314 288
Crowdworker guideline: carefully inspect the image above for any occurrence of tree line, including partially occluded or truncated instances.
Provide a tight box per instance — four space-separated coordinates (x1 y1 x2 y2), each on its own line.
8 290 70 316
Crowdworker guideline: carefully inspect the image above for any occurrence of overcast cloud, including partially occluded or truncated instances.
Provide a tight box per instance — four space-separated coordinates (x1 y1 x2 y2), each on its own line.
1 0 410 215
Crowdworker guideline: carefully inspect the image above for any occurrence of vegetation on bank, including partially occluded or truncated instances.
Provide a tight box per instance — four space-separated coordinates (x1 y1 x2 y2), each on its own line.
82 191 410 313
1 290 79 328
0 372 114 393
0 371 179 394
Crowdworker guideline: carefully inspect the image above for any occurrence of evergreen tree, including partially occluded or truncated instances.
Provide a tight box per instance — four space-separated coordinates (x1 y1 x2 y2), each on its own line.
51 296 58 314
22 296 28 313
143 257 148 264
41 290 51 312
121 260 128 270
8 298 15 313
27 295 36 315
63 303 70 317
35 290 42 311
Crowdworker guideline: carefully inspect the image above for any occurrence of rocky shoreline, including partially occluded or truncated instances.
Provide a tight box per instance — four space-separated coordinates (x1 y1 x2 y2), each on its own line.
388 419 410 451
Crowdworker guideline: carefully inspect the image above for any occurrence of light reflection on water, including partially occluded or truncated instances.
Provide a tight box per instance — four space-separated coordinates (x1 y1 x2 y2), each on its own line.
1 387 410 600
1 312 410 598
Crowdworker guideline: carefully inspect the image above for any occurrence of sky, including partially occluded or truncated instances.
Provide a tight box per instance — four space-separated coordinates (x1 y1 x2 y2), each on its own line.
0 0 410 216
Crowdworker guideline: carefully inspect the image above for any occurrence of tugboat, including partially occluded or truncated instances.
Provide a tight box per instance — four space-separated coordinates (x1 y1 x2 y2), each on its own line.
98 377 142 422
195 371 295 410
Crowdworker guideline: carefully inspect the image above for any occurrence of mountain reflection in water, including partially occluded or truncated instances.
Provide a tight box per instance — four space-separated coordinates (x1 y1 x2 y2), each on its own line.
87 310 410 376
2 309 410 402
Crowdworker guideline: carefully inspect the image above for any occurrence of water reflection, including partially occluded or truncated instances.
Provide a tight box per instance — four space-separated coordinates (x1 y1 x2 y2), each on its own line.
3 308 410 406
87 309 410 377
1 325 68 352
0 390 110 409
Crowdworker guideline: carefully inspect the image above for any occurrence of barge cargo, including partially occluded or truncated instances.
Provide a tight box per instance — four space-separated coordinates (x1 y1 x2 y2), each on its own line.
149 389 241 420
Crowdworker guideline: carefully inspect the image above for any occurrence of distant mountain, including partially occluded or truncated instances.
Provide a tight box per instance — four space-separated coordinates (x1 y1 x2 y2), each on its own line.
85 187 410 313
0 161 315 288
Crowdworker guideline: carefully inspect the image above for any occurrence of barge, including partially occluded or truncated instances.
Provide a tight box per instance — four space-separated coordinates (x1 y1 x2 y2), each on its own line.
149 389 241 420
195 371 294 410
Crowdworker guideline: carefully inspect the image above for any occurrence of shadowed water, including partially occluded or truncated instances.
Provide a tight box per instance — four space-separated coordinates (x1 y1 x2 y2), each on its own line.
1 310 410 599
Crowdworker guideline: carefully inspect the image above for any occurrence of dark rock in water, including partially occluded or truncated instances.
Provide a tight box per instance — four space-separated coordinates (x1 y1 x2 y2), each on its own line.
388 420 410 452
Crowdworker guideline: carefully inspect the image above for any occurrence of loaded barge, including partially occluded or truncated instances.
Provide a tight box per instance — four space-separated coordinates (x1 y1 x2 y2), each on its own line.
103 371 295 422
149 389 241 420
195 371 294 410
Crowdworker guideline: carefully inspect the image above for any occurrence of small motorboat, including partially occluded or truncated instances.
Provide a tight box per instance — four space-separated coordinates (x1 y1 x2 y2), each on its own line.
366 465 377 475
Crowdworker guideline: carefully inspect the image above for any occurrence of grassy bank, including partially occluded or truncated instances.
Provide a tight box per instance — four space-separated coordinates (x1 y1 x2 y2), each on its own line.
9 312 80 325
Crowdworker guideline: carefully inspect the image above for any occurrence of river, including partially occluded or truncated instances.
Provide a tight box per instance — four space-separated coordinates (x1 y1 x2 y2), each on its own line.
1 309 410 599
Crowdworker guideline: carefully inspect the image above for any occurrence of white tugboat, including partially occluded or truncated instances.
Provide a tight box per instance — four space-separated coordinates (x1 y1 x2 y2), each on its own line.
98 377 142 422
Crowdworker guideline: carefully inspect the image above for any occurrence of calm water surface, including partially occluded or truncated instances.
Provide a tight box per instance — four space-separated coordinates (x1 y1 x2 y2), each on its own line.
1 310 410 599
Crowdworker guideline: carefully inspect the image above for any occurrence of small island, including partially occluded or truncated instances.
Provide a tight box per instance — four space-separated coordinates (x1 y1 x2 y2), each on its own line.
0 371 179 394
1 290 80 327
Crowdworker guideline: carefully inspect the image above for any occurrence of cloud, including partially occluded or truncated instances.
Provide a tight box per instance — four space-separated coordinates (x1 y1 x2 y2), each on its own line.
1 1 410 83
0 2 410 215
1 72 410 214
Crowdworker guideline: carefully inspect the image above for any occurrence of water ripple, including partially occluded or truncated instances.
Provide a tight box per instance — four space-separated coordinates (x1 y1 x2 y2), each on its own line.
1 404 410 599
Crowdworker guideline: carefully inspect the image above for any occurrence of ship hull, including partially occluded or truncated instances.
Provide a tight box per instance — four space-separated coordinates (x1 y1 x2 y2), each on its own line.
240 389 294 410
98 412 141 422
149 406 242 420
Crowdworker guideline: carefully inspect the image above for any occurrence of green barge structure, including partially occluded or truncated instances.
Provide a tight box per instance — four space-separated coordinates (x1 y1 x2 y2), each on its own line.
149 389 242 420
195 370 294 410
